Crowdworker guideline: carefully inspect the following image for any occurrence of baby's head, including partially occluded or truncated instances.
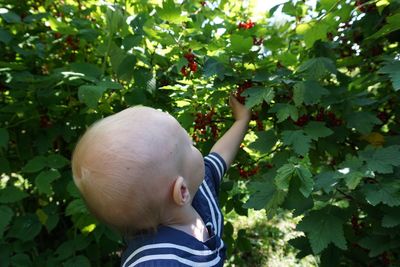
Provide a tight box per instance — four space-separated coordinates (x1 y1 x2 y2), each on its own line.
71 106 204 235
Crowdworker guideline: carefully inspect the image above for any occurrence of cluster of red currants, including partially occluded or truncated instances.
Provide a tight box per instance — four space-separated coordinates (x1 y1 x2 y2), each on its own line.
192 108 218 142
181 51 198 76
237 165 259 179
235 81 253 104
238 19 255 30
294 109 343 127
251 112 264 131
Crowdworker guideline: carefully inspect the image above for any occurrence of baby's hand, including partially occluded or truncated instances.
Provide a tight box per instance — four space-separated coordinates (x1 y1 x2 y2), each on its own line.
229 94 251 122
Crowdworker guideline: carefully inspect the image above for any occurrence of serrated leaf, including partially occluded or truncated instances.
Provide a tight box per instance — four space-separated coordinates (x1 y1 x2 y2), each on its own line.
296 21 329 48
304 121 333 140
297 57 337 79
157 0 189 24
293 81 329 106
203 58 225 79
282 130 312 156
347 111 381 134
270 103 298 123
116 54 136 81
133 68 156 94
314 171 339 193
0 186 28 203
382 208 400 228
298 207 347 254
244 180 276 210
64 255 91 267
0 205 13 237
11 253 31 267
295 164 314 197
343 171 364 190
243 87 275 109
359 235 400 257
47 154 69 169
282 177 314 216
78 85 107 108
35 170 61 195
230 34 253 53
360 145 400 174
363 183 400 207
22 156 47 173
8 214 41 242
70 63 102 79
378 60 400 91
0 128 9 148
367 13 400 40
248 130 277 154
275 163 295 191
0 28 12 44
66 199 88 216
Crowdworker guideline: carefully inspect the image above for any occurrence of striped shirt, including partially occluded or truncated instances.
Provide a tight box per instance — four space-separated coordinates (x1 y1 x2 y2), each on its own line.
121 153 227 267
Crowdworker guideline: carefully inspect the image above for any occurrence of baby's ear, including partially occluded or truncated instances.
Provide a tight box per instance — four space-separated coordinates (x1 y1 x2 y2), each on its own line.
172 176 191 206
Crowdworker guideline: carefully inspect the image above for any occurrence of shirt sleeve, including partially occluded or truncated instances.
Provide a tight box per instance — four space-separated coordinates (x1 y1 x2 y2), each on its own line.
204 152 227 194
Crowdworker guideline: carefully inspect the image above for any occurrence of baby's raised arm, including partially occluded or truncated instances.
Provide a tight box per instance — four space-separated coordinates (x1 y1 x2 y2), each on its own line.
210 95 251 168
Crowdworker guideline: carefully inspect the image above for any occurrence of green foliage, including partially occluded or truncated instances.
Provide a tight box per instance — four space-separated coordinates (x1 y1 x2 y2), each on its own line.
1 0 400 266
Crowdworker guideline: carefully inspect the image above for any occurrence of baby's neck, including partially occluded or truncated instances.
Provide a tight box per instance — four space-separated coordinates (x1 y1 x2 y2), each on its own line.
165 206 209 242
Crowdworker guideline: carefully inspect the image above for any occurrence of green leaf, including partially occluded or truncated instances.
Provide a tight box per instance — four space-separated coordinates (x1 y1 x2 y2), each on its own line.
293 81 329 106
363 183 400 207
11 253 31 267
360 145 400 174
70 63 102 79
35 170 61 195
203 58 225 79
304 121 333 140
133 68 156 94
157 0 189 24
359 235 400 257
0 186 28 203
244 179 276 210
320 0 337 10
0 128 9 148
382 208 400 228
378 60 400 91
282 177 314 216
270 103 298 123
66 199 88 216
298 207 347 254
314 171 338 193
296 22 330 48
346 111 381 134
275 163 295 191
230 34 253 53
282 130 312 156
295 164 314 197
116 54 137 81
63 255 91 267
0 8 21 23
367 13 400 40
47 154 69 169
0 205 13 237
0 28 12 44
78 85 107 108
22 156 47 173
243 87 275 109
248 130 278 154
8 214 42 242
343 171 364 190
297 57 337 79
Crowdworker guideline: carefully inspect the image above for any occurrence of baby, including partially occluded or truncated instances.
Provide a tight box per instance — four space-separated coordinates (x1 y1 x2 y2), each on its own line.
71 95 251 266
